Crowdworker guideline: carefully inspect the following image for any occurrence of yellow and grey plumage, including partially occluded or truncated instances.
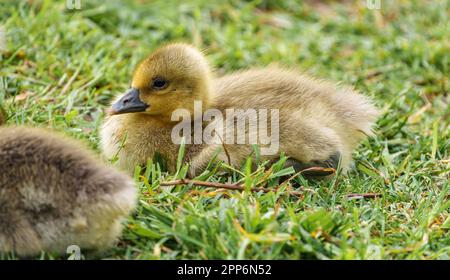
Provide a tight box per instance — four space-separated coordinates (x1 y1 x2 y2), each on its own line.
101 43 379 177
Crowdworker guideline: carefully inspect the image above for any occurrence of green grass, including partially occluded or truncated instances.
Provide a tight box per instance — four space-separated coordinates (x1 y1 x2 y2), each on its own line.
0 0 449 260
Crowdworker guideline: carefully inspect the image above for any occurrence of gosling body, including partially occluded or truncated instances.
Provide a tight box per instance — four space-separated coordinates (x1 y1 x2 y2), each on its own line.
0 126 136 257
101 43 378 177
191 67 379 174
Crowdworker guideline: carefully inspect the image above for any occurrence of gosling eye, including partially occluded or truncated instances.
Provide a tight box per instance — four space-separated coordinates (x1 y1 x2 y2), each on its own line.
151 78 169 90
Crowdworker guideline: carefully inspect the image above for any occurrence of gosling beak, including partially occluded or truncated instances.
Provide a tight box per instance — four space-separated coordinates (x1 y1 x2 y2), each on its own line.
110 88 149 115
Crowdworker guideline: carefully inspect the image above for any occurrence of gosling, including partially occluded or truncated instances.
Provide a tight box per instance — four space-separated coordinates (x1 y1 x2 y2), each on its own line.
0 126 137 257
101 43 379 177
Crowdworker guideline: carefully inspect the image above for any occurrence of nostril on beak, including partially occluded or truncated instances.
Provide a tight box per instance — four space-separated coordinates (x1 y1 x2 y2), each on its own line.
110 88 147 115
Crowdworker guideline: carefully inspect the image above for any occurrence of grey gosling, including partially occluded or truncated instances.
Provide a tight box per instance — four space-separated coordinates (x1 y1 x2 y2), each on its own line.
0 124 137 257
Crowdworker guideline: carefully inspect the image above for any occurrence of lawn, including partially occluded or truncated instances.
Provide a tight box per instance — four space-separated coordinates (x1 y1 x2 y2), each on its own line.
0 0 448 260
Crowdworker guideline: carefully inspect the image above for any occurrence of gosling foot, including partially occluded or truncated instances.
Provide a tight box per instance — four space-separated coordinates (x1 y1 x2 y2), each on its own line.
284 152 341 179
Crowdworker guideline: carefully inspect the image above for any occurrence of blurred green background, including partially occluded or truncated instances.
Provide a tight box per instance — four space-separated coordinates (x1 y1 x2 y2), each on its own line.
0 0 448 259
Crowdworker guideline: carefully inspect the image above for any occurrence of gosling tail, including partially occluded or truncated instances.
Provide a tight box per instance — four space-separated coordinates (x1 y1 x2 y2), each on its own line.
332 87 380 138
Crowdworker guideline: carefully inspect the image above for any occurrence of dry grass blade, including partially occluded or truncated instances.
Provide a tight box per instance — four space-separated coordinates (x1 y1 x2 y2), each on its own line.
159 178 304 197
159 166 335 197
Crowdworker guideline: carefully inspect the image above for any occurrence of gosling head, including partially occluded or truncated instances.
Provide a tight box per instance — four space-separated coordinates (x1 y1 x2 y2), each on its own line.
110 43 213 121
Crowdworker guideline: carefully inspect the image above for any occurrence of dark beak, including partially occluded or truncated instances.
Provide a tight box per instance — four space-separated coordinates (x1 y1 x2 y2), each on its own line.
109 88 149 115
